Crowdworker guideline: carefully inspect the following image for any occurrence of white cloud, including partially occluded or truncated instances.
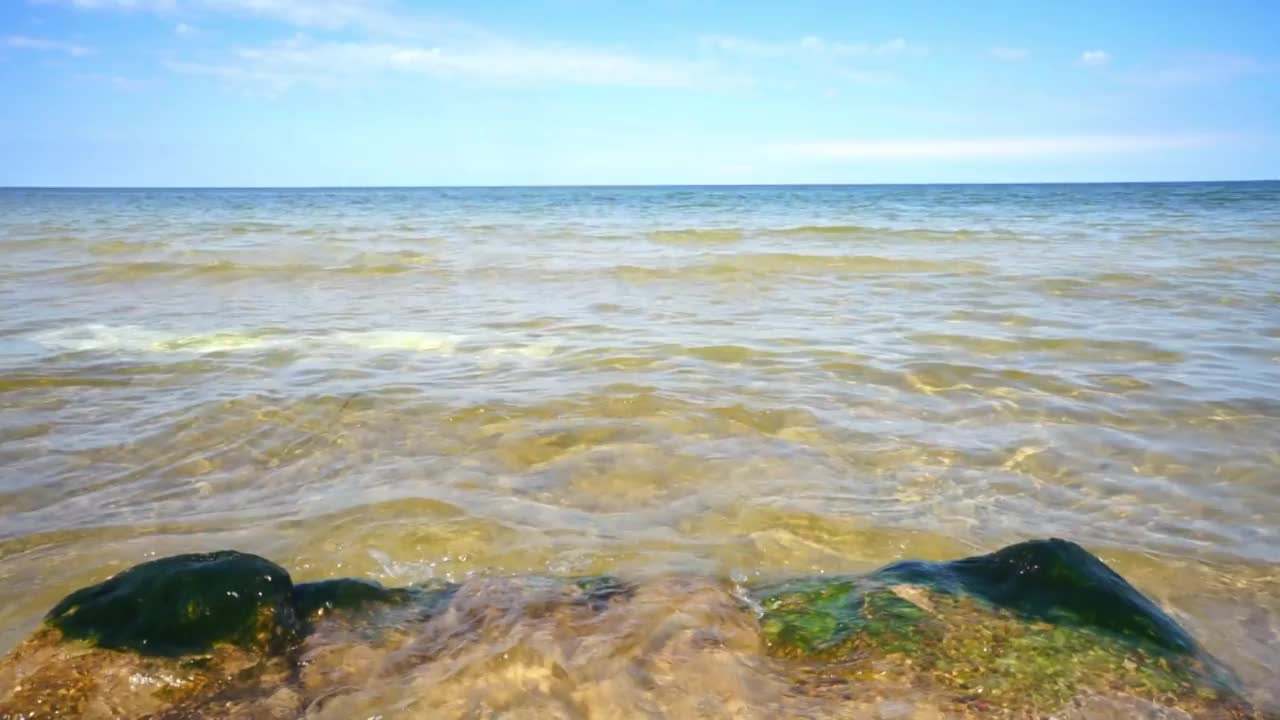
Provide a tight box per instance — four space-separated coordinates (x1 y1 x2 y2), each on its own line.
989 47 1029 62
37 0 178 8
163 59 304 95
77 72 141 90
37 0 449 35
48 0 697 89
4 34 94 56
1123 53 1268 88
771 134 1219 160
700 35 785 58
202 0 411 34
169 35 698 89
1079 50 1111 68
840 68 895 84
701 34 918 59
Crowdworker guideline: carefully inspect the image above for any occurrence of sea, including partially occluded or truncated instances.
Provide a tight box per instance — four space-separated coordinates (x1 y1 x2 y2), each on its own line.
1 182 1278 712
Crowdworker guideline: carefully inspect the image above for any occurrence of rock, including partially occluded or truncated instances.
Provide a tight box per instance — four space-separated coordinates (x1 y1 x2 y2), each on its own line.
879 538 1197 654
293 578 416 619
44 550 299 656
0 631 292 719
0 540 1267 719
751 538 1252 717
0 555 455 719
571 575 634 611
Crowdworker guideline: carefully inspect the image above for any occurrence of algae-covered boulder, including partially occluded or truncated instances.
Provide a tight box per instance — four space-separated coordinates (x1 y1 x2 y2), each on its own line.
0 555 461 719
45 550 299 656
293 578 417 619
752 538 1250 716
572 575 633 610
881 537 1197 653
0 539 1268 719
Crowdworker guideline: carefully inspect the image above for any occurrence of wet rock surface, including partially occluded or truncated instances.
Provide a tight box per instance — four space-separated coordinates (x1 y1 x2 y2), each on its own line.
43 551 298 657
752 539 1249 716
0 540 1272 719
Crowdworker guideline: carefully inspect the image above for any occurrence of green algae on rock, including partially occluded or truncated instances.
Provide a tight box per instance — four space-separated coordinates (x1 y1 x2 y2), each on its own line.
2 540 1270 719
293 578 417 619
752 539 1249 716
2 560 463 720
882 537 1198 653
44 550 299 656
571 575 634 611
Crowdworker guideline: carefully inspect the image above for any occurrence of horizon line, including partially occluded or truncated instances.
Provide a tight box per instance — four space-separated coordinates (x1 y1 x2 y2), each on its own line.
2 178 1277 191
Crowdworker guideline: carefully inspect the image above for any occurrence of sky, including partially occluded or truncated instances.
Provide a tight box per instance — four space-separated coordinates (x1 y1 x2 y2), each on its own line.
2 0 1278 186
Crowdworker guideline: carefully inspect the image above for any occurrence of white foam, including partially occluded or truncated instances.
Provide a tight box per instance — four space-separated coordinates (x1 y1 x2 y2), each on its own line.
329 330 460 354
156 333 284 353
32 324 181 353
31 325 296 354
478 341 560 363
26 325 498 360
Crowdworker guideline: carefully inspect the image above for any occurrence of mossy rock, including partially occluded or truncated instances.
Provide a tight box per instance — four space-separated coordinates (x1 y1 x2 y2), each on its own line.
293 577 459 630
293 578 415 619
756 580 937 659
571 575 633 610
878 537 1196 654
45 551 299 657
11 539 1267 718
756 539 1201 658
752 539 1249 715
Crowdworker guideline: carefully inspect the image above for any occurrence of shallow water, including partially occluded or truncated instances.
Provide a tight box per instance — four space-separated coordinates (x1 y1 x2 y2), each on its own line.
1 183 1279 712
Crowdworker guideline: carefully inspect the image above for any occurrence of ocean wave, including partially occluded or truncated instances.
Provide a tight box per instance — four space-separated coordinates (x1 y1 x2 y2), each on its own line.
87 240 171 255
719 252 985 274
1 235 82 251
30 325 303 355
909 333 1184 362
647 228 744 244
613 253 986 281
22 326 568 366
25 326 481 357
1092 272 1172 288
1031 273 1184 297
66 253 439 283
636 224 1029 242
225 221 294 235
942 309 1076 329
772 225 1027 241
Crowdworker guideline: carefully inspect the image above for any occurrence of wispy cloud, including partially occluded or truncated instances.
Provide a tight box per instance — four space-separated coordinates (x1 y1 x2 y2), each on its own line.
39 0 458 36
76 72 141 90
202 0 415 34
989 47 1029 62
4 34 94 56
1122 53 1268 88
36 0 178 9
1079 50 1111 68
770 134 1220 160
46 0 691 89
168 35 699 89
163 58 304 94
701 34 919 59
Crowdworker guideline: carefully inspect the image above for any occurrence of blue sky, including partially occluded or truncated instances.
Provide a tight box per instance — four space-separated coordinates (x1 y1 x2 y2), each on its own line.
2 0 1278 186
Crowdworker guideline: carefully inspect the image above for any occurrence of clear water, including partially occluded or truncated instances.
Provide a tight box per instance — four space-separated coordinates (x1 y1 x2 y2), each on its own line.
1 183 1278 710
